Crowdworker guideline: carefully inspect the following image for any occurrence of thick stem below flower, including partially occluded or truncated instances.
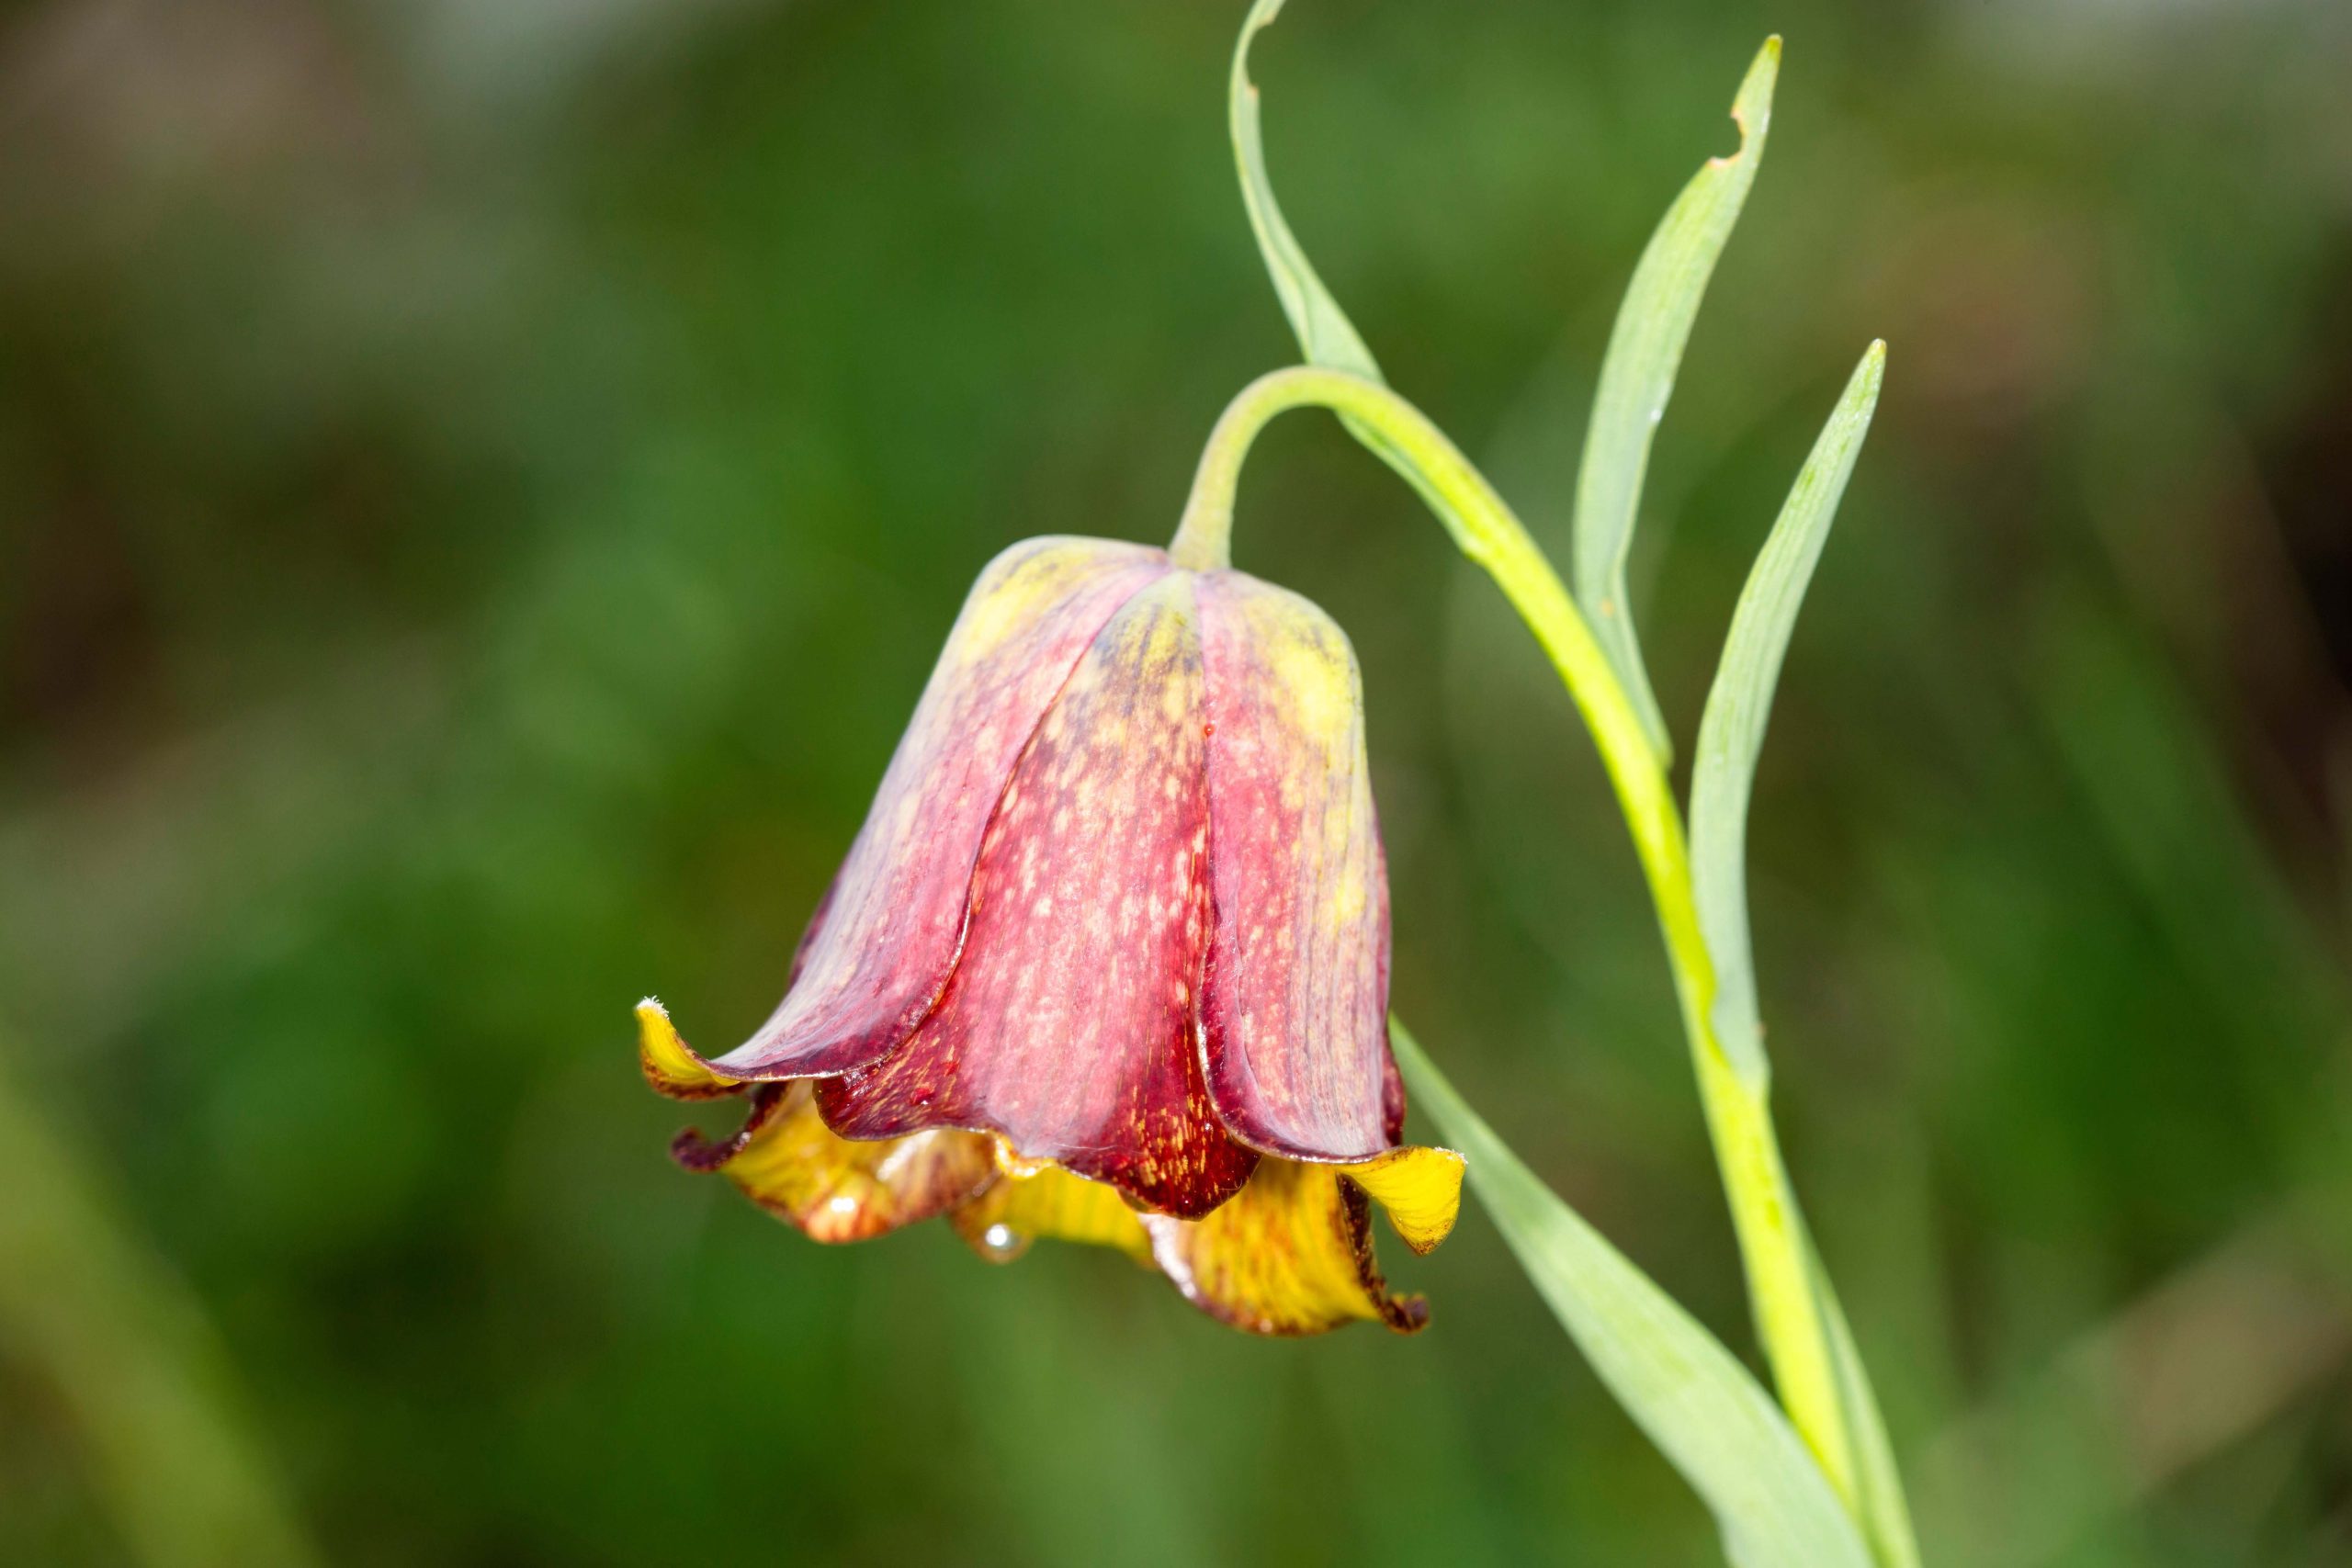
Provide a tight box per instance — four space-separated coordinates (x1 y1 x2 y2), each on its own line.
1171 365 1860 1508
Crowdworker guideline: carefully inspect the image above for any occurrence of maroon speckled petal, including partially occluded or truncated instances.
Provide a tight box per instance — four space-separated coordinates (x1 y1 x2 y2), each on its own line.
1193 571 1396 1162
708 537 1172 1081
818 575 1259 1218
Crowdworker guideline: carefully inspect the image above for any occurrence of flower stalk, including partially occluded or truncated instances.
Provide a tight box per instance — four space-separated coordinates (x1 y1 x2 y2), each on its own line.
1173 363 1860 1506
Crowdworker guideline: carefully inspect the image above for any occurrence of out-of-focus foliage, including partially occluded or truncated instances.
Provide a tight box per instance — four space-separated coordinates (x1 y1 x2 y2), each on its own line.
2 1 2349 1564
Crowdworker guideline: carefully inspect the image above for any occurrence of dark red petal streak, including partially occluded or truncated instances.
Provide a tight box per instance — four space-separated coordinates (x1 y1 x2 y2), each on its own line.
711 538 1171 1080
818 576 1258 1218
1374 836 1404 1145
1194 571 1396 1161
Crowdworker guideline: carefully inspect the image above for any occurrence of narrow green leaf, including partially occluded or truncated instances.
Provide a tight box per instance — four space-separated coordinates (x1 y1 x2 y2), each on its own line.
1572 39 1781 766
1690 341 1884 1089
1686 344 1917 1567
1392 1020 1874 1568
1231 0 1381 382
1227 0 1476 556
1811 1244 1925 1568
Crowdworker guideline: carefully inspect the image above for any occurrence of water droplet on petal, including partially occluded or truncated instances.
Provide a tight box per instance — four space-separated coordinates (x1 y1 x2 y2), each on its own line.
975 1222 1030 1261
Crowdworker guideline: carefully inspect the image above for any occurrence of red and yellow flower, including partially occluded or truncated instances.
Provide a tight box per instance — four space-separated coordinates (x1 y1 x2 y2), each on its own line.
640 536 1462 1334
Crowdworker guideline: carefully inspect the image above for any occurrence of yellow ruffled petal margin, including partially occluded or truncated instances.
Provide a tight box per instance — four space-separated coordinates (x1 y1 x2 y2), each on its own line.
1144 1147 1466 1334
951 1145 1464 1333
951 1141 1152 1261
720 1084 995 1244
641 1000 1465 1332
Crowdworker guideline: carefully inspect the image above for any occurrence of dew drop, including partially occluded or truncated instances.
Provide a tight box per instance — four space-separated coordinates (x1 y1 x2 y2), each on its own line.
976 1223 1030 1261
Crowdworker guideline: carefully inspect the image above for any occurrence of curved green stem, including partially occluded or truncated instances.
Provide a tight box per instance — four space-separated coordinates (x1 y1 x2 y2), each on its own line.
1174 366 1860 1509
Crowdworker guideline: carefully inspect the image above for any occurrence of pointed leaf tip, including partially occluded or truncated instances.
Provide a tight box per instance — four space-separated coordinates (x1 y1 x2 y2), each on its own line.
1733 38 1781 137
1690 342 1885 1091
1570 45 1781 767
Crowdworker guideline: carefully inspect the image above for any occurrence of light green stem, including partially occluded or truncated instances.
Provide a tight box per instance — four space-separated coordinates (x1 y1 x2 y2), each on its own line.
1173 366 1860 1507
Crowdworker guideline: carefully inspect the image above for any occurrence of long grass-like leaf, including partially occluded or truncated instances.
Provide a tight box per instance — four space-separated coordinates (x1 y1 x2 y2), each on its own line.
1690 342 1884 1089
1572 39 1781 765
1812 1242 1924 1568
1230 0 1380 381
1228 0 1474 551
1685 344 1917 1567
1392 1020 1873 1568
1224 17 1912 1553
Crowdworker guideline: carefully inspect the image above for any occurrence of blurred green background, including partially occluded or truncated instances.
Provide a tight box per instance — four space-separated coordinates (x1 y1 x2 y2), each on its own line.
4 0 2351 1563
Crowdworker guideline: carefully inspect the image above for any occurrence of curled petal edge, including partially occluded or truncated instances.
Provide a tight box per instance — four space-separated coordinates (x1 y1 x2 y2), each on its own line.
639 998 741 1100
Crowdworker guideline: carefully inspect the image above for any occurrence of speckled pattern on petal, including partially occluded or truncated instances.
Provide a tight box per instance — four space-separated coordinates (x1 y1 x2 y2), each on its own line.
1194 571 1396 1161
818 575 1260 1218
708 537 1172 1081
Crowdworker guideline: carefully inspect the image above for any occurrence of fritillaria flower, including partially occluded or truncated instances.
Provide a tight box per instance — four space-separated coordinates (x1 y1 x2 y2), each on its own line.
640 536 1463 1334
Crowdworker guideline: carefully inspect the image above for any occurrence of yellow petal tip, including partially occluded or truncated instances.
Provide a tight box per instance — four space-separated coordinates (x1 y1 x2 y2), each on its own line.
636 998 741 1100
1340 1145 1466 1255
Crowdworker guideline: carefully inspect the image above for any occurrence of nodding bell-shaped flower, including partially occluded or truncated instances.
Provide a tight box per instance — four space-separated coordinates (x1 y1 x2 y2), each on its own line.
640 535 1463 1334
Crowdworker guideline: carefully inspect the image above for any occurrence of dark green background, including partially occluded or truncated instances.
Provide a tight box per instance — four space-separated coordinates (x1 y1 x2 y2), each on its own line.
4 1 2350 1562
